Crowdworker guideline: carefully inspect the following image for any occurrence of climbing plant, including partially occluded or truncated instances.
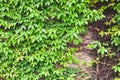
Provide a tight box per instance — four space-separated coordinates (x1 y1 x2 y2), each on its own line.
88 0 120 79
0 0 104 80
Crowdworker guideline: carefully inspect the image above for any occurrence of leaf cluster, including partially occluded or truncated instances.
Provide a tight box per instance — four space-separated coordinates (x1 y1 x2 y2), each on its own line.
0 0 104 80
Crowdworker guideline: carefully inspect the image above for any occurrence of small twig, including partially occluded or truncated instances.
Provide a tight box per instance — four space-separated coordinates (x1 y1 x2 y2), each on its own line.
102 57 107 70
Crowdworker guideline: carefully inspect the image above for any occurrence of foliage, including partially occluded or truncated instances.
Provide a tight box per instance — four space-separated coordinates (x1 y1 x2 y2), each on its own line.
114 77 120 80
98 2 120 74
64 67 81 78
87 41 110 55
88 1 120 79
111 2 120 74
0 0 104 80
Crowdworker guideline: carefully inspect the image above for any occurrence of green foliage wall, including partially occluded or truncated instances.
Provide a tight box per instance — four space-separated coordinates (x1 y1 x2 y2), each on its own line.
0 0 103 80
